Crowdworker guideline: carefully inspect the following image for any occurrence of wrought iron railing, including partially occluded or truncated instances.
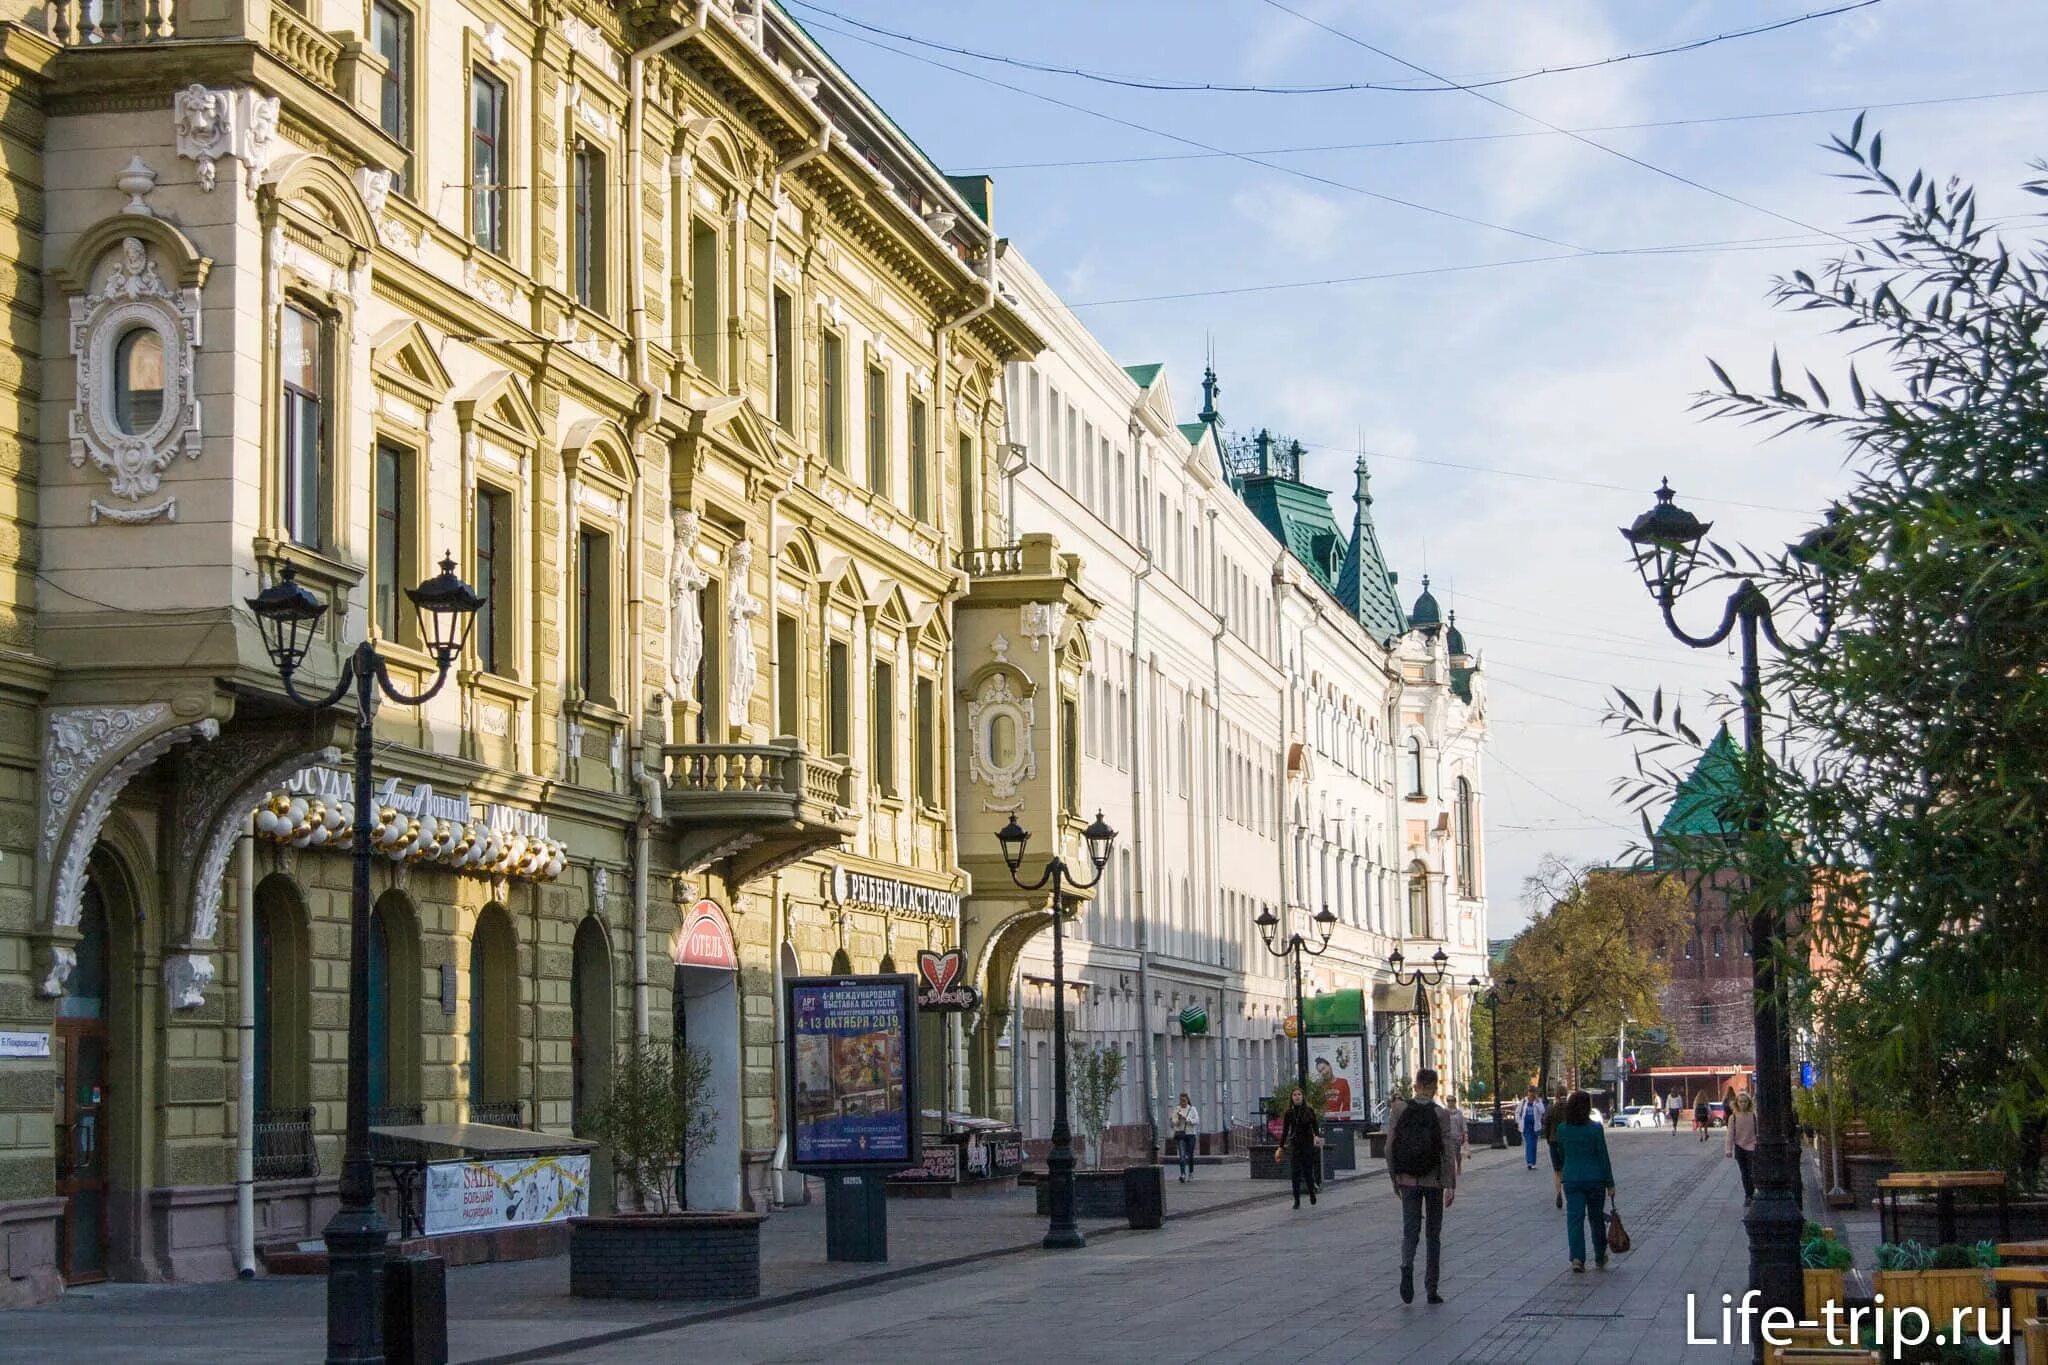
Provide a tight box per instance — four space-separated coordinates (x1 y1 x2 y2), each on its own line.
469 1099 522 1129
40 0 176 44
254 1106 318 1181
369 1103 424 1161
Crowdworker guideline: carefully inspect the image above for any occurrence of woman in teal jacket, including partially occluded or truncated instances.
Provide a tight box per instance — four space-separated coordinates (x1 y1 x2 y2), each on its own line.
1548 1091 1617 1270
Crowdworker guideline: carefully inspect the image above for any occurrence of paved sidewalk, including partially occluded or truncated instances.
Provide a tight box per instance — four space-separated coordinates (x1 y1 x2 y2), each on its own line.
0 1155 1363 1364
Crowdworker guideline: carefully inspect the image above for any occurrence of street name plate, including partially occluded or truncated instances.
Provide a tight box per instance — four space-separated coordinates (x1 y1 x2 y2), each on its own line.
0 1031 51 1058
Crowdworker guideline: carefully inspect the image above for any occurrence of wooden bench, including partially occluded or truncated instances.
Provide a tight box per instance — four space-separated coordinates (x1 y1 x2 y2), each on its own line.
1877 1170 2010 1246
1991 1267 2048 1365
2001 1241 2048 1266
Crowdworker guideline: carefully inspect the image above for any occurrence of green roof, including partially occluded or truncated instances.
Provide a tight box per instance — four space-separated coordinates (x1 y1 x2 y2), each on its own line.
1238 473 1346 593
1450 665 1476 704
1335 460 1406 645
1124 362 1164 388
1656 727 1744 842
1178 422 1208 446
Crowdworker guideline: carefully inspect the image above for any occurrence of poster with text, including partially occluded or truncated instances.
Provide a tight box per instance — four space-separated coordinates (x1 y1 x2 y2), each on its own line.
786 975 920 1170
1311 1034 1367 1122
420 1153 590 1236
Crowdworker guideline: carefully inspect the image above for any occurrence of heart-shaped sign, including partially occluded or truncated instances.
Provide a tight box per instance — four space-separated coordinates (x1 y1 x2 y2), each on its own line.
918 949 962 995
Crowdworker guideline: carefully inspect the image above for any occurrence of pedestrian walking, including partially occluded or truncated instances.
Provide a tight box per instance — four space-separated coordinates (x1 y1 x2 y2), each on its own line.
1171 1092 1199 1182
1694 1096 1710 1141
1387 1068 1466 1306
1548 1090 1617 1272
1276 1086 1323 1209
1724 1091 1758 1204
1515 1088 1547 1170
1665 1088 1683 1135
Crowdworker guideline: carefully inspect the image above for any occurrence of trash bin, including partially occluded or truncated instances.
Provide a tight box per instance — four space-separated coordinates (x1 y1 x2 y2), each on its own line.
1123 1164 1164 1230
384 1252 448 1365
825 1173 889 1262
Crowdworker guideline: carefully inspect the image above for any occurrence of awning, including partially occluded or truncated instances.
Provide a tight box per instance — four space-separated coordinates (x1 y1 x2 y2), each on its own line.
1371 980 1427 1015
1303 989 1364 1034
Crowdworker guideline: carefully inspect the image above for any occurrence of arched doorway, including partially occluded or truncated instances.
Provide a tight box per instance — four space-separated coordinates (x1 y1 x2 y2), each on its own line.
569 917 613 1136
55 880 114 1283
368 892 422 1120
673 901 741 1211
467 904 518 1125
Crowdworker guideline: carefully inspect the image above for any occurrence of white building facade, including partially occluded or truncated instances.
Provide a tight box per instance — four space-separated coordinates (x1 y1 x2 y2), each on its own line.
998 252 1491 1155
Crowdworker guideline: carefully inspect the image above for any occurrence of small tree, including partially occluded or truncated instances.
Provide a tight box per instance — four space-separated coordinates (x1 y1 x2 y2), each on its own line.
584 1038 717 1213
1265 1067 1335 1118
1069 1043 1126 1170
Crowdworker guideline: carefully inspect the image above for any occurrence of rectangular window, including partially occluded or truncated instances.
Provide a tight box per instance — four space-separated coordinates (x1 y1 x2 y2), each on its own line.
956 434 977 550
865 363 888 493
915 676 937 805
371 1 413 195
474 485 510 675
695 579 722 742
689 219 720 379
775 612 800 740
907 393 929 520
820 332 844 470
827 639 851 756
772 288 794 427
372 439 415 643
280 305 325 550
470 67 508 255
571 141 605 310
872 660 896 796
1060 697 1079 815
576 527 613 705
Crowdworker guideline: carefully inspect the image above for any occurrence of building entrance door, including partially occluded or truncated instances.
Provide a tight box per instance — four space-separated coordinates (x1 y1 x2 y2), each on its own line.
55 884 113 1283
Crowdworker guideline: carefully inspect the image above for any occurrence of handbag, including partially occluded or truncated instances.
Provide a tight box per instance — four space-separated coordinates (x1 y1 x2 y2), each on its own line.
1605 1202 1632 1255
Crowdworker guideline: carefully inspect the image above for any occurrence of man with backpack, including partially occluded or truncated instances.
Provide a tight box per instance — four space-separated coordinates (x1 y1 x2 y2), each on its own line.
1386 1067 1466 1305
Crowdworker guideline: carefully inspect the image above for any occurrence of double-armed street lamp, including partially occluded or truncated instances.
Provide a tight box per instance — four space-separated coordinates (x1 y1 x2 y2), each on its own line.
1388 943 1450 1081
249 556 483 1364
1621 479 1847 1333
996 811 1117 1251
1470 976 1508 1150
1254 903 1338 1091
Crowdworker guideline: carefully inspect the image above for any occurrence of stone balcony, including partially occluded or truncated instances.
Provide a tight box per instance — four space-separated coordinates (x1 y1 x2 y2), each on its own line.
661 739 856 884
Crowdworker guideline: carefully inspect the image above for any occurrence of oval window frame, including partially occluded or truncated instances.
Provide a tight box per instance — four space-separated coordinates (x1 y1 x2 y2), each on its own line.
110 323 169 438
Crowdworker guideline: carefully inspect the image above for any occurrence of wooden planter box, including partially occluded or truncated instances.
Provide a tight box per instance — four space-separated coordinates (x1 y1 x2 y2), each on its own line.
1870 1268 1996 1320
1246 1144 1333 1183
1802 1267 1846 1318
569 1212 764 1300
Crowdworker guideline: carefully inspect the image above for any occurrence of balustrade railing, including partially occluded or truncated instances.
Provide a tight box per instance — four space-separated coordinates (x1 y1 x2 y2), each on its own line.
664 742 849 810
42 0 175 44
268 0 339 90
957 543 1024 577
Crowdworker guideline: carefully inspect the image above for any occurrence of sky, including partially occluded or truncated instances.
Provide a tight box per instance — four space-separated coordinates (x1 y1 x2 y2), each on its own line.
787 0 2048 932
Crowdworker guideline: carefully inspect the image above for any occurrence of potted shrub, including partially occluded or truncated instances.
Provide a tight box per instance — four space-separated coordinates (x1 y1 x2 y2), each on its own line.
571 1038 764 1300
1035 1044 1138 1219
1871 1239 2001 1320
1799 1223 1855 1317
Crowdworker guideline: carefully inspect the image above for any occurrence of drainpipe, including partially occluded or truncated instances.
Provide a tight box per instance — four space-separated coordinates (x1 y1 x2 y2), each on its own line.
627 0 711 427
633 764 663 1040
1206 532 1229 1123
1128 554 1157 1161
764 116 832 420
233 824 256 1278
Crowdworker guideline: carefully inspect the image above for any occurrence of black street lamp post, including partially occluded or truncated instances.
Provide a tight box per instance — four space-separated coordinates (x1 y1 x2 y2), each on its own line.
1389 945 1451 1083
996 811 1117 1251
1253 904 1338 1089
1470 976 1507 1150
1621 480 1843 1337
249 556 482 1364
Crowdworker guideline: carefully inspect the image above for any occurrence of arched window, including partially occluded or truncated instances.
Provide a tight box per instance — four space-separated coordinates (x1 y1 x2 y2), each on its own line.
1406 737 1424 797
571 917 613 1137
468 905 518 1123
1407 861 1430 938
1455 778 1477 897
252 877 309 1113
113 326 165 433
369 892 421 1118
1711 927 1725 958
1697 1000 1713 1031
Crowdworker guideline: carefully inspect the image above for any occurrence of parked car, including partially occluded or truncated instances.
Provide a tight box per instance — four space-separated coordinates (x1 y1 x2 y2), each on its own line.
1612 1105 1663 1129
1707 1101 1729 1127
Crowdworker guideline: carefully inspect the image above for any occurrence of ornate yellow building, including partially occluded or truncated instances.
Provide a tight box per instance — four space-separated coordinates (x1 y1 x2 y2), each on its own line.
0 0 1039 1301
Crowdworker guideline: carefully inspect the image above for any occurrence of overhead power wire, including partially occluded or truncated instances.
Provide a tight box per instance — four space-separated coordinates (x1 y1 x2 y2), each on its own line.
786 0 1887 96
795 14 1594 253
1260 0 1860 248
962 86 2048 172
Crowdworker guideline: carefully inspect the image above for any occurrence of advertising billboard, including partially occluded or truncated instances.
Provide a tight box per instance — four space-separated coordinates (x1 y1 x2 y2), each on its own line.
1311 1035 1368 1122
785 975 920 1171
420 1153 590 1236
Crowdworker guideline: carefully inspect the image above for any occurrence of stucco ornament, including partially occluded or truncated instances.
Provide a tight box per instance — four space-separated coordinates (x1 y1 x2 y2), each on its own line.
164 953 215 1010
668 510 712 699
1019 602 1067 652
725 539 763 729
36 944 77 999
67 236 202 508
966 670 1036 810
173 85 278 196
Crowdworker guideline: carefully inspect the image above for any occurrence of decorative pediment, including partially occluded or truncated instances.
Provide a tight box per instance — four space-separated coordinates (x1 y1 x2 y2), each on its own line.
561 416 636 490
456 369 543 451
370 319 453 406
688 395 784 476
